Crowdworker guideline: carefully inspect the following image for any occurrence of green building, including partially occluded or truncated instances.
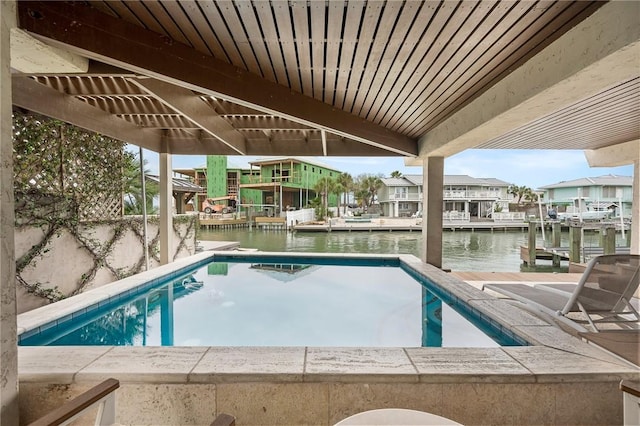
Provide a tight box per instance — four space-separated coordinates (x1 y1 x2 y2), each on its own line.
202 156 342 216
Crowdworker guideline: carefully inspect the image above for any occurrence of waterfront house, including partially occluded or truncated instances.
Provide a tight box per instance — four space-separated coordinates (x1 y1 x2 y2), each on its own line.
539 174 633 218
379 174 511 219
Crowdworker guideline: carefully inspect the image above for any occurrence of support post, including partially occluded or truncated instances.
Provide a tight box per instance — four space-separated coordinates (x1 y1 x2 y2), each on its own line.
159 152 173 265
528 221 537 266
569 224 582 263
552 222 561 267
0 2 18 424
421 157 444 268
601 225 616 255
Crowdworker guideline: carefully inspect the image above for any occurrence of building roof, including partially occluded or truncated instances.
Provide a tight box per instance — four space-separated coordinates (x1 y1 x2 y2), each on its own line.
539 175 633 189
248 157 341 173
382 174 511 187
147 175 204 193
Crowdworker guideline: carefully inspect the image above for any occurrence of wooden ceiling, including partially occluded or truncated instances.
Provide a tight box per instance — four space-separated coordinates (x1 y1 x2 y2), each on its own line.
12 1 638 158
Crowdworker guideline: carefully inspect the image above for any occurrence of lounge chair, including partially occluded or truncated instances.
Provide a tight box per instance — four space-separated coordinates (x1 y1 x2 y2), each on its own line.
483 254 640 332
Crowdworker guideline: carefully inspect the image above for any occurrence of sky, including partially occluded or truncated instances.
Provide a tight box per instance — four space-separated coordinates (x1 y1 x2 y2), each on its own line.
137 147 634 190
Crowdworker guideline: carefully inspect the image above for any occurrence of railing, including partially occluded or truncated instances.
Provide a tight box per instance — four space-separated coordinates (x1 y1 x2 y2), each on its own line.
286 208 315 228
443 190 501 199
243 174 303 185
492 212 526 222
443 211 470 222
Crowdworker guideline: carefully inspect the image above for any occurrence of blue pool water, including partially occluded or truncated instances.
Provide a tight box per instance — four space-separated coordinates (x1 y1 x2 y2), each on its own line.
19 255 526 347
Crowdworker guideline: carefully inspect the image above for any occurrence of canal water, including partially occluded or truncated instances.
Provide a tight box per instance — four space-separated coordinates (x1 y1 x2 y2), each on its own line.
200 228 628 272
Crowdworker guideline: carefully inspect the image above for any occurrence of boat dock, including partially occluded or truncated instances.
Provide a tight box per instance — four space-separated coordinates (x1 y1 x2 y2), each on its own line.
293 218 530 232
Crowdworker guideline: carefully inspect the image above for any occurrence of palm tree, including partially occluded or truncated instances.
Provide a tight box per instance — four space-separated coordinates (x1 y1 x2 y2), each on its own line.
523 188 539 203
336 172 353 216
508 184 528 205
313 177 336 220
390 170 403 178
364 174 383 207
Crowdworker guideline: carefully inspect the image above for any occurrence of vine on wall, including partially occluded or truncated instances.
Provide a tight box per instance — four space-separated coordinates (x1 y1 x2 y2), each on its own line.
13 111 197 306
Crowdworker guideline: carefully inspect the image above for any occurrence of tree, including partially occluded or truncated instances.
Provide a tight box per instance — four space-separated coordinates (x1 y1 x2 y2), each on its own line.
390 170 403 178
313 177 337 220
508 184 537 205
336 172 353 216
523 188 539 203
123 153 159 215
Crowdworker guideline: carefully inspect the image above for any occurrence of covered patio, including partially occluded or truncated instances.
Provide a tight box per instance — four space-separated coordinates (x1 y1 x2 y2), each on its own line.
1 1 638 424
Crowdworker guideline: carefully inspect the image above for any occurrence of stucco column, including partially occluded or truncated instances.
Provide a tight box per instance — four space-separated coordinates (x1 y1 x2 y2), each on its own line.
159 152 173 265
632 159 639 255
421 156 444 268
0 1 19 424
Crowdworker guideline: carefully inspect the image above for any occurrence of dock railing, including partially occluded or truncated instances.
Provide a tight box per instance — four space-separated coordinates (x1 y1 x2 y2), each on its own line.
492 212 526 222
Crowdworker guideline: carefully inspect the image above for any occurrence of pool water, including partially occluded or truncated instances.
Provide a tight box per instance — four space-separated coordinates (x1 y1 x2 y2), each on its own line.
19 259 520 347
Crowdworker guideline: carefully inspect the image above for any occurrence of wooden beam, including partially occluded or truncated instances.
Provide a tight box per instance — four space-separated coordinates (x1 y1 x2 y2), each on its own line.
162 135 396 156
129 78 247 155
584 140 640 167
12 75 163 151
17 1 417 156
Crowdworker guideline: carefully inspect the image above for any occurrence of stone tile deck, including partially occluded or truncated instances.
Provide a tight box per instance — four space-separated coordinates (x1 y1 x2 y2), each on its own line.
17 251 640 425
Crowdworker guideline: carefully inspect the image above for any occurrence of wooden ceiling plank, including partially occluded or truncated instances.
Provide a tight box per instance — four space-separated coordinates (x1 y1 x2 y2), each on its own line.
179 1 229 60
413 1 599 136
17 1 417 155
216 0 263 77
310 0 326 101
342 1 383 113
195 0 247 70
291 0 313 96
399 1 516 135
271 0 302 93
374 1 459 126
483 120 640 150
333 0 364 109
383 0 478 132
481 95 640 149
141 1 191 46
253 1 290 86
119 1 167 36
364 1 439 122
235 1 277 82
160 1 212 55
351 1 403 116
12 75 163 151
323 0 345 105
356 1 417 118
409 1 534 134
404 0 556 136
129 78 247 154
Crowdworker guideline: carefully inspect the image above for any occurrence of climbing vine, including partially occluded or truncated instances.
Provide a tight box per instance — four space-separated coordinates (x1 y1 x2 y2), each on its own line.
12 111 197 306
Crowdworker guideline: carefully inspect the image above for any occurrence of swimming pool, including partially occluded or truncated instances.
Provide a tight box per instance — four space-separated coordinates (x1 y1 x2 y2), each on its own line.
18 252 528 347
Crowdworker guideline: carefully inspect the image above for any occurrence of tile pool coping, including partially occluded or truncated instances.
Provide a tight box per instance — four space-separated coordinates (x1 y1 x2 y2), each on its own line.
18 251 639 385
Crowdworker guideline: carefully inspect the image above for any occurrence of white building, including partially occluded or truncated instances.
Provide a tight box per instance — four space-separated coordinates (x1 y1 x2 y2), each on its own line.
378 175 511 219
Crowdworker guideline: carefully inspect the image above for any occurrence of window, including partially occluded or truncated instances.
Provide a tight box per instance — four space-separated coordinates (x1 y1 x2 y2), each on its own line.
602 186 616 198
304 165 307 171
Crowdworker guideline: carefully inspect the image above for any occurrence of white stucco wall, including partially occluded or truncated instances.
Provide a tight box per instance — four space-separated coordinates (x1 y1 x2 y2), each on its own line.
15 214 197 313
